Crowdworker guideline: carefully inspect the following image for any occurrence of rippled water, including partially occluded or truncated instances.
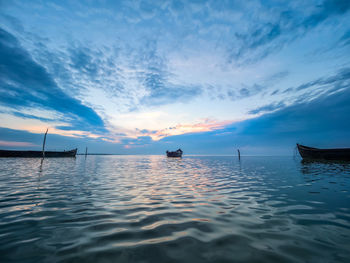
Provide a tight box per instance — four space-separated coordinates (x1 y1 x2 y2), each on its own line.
0 156 350 263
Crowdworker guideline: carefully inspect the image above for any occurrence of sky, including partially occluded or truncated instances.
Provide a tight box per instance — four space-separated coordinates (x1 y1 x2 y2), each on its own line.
0 0 349 155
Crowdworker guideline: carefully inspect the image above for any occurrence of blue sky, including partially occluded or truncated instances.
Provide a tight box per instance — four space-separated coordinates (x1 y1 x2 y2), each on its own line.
0 0 349 155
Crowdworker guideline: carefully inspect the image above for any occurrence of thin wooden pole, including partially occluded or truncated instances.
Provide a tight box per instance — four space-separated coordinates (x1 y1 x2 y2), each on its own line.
85 147 88 158
42 128 48 158
237 149 240 160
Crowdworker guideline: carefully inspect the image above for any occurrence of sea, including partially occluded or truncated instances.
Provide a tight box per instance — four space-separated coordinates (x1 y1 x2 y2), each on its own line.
0 155 349 263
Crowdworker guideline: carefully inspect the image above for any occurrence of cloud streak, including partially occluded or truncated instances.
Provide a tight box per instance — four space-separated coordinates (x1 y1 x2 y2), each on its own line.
230 0 350 64
0 28 106 133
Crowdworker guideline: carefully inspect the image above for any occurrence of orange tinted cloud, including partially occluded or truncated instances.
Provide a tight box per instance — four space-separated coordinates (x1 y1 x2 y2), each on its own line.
145 119 233 141
0 140 38 147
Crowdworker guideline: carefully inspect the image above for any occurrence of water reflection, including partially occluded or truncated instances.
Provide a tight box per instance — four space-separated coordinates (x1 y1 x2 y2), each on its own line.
0 156 349 262
300 159 350 176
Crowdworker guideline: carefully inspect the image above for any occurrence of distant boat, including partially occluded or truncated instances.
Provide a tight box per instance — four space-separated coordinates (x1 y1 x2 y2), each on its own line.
166 149 183 158
0 149 77 158
297 144 350 161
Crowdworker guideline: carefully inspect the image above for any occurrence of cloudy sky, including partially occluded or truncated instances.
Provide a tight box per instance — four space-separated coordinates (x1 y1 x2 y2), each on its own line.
0 0 349 154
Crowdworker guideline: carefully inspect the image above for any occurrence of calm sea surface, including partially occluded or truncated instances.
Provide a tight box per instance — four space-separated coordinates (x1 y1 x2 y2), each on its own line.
0 156 349 263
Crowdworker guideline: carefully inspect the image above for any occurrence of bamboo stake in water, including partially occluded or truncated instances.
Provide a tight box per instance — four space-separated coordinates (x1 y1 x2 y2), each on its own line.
85 147 88 158
237 149 240 160
42 128 48 158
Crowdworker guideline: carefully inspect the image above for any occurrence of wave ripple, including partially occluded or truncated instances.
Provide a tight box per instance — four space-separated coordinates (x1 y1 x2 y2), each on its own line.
0 156 350 262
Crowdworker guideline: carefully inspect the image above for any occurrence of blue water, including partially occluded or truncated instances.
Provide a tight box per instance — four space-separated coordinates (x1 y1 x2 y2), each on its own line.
0 156 349 262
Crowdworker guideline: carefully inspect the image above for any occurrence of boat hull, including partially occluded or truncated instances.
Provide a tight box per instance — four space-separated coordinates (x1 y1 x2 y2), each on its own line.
166 152 182 157
0 149 77 158
297 144 350 161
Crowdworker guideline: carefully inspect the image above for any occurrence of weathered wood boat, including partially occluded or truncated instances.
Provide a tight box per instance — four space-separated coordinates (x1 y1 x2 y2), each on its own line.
0 149 77 158
297 144 350 161
166 149 183 158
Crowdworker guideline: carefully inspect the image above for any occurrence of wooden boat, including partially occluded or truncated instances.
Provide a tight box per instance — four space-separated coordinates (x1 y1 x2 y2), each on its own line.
166 149 183 158
297 144 350 161
0 149 77 158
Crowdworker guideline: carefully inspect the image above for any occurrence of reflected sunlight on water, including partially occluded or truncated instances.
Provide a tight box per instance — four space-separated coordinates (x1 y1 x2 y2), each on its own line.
0 156 349 262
